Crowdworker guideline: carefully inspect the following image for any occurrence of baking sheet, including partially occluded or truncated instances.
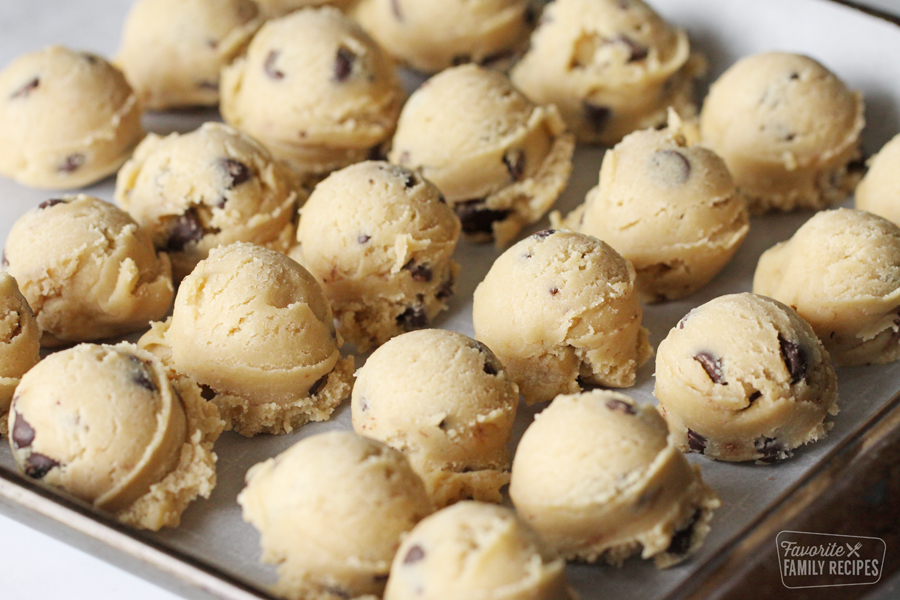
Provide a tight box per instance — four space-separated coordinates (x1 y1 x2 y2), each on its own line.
1 0 900 598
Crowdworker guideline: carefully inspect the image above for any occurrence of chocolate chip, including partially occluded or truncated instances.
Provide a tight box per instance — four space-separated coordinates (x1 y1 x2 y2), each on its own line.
693 352 725 384
479 50 514 67
10 77 39 99
400 170 416 188
605 398 637 415
549 286 559 295
454 200 510 237
847 154 868 176
82 53 99 64
451 54 471 66
199 384 216 401
755 436 791 463
309 374 327 396
403 545 425 564
503 149 526 181
436 275 454 300
391 0 403 20
128 355 156 392
58 154 85 173
334 47 356 82
524 5 537 25
471 341 500 375
667 510 700 555
532 229 555 239
217 157 252 189
677 315 688 329
789 71 800 80
358 234 371 244
24 453 59 479
165 208 205 252
748 390 762 404
583 101 611 132
396 306 427 331
264 50 284 80
38 198 66 210
651 149 691 184
778 334 807 384
403 260 432 283
615 36 649 62
438 418 447 430
686 429 706 454
12 411 35 449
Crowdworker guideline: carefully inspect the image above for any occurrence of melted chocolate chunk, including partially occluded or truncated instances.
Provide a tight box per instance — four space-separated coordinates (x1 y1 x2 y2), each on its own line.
308 374 328 396
166 208 205 252
532 229 555 239
651 149 691 184
403 545 425 564
128 355 156 392
667 510 700 555
503 149 526 181
396 306 428 331
25 453 59 479
391 0 403 20
199 384 216 401
58 154 85 173
11 411 35 449
583 101 611 132
686 429 706 454
615 36 649 62
218 157 252 189
693 351 725 384
334 47 356 82
358 233 371 244
264 50 284 80
10 77 39 99
454 200 511 237
38 198 66 210
755 436 791 463
403 260 432 283
605 398 637 415
778 333 807 384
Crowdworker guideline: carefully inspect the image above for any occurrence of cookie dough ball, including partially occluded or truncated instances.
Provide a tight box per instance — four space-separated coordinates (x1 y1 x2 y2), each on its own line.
656 293 839 463
385 501 573 600
558 114 748 302
239 431 432 600
389 64 574 246
8 343 222 530
139 242 353 436
255 0 355 18
293 161 459 351
510 0 704 145
353 0 532 74
0 274 40 434
352 330 518 507
754 209 900 366
4 195 174 347
510 391 720 567
220 7 405 183
0 46 144 189
473 229 652 404
855 132 900 226
700 52 865 213
116 122 304 281
117 0 261 110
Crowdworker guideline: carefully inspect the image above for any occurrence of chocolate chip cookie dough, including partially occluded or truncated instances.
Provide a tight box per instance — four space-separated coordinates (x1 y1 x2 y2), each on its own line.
352 0 533 74
4 195 174 347
139 242 353 436
389 64 574 246
352 330 519 507
0 46 143 189
700 52 865 213
473 229 652 404
753 209 900 366
8 343 222 530
510 391 720 567
0 273 40 436
655 293 839 463
239 432 432 600
116 122 303 281
510 0 705 145
855 132 900 226
220 6 405 183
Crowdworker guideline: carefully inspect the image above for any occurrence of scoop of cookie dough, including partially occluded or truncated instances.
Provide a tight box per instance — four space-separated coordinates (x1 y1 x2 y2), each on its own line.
700 52 865 213
352 330 518 507
473 229 652 404
557 114 748 302
139 242 353 436
220 6 404 183
116 122 303 281
254 0 354 18
656 293 839 463
8 342 222 530
389 64 574 246
239 431 432 600
117 0 261 110
293 161 459 351
510 0 704 145
855 132 900 226
4 195 174 347
0 273 40 434
0 46 144 189
385 501 573 600
753 209 900 366
510 391 720 567
352 0 533 74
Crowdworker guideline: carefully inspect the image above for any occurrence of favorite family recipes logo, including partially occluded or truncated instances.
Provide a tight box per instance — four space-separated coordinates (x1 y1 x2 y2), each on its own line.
777 531 886 589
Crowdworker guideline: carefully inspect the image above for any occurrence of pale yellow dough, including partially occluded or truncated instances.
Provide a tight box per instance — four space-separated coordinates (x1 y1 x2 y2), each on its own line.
0 273 40 435
855 132 900 227
254 0 355 18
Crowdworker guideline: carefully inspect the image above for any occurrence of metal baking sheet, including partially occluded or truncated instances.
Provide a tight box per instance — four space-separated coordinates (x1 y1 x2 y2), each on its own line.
1 0 900 598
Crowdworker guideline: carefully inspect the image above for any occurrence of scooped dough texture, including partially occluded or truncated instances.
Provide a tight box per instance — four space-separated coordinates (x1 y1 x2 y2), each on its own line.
855 132 900 227
139 243 353 436
384 501 574 600
0 273 40 434
473 229 652 404
0 46 144 189
254 0 355 18
753 209 900 366
700 52 864 213
655 293 839 462
3 195 174 347
510 391 720 567
220 7 404 183
8 343 222 530
353 0 532 74
116 0 261 110
352 330 518 507
239 432 432 600
116 122 303 281
293 161 460 351
389 64 574 246
510 0 704 145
